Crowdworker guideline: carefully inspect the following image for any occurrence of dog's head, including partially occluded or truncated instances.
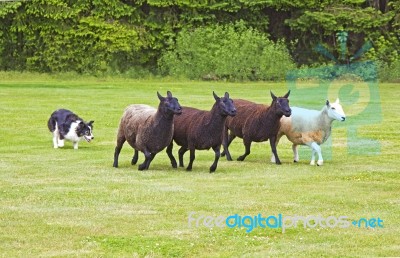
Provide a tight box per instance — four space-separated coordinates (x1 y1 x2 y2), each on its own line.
77 120 94 142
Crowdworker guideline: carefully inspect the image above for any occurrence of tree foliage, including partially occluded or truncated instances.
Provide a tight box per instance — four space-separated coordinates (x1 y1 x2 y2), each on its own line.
0 0 399 80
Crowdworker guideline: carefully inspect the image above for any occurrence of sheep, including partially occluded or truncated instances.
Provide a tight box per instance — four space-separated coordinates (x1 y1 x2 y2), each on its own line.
113 91 182 170
272 98 346 166
166 92 237 173
221 91 291 164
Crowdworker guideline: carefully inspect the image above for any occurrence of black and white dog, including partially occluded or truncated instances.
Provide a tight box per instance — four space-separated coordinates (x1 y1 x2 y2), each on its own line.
47 109 94 149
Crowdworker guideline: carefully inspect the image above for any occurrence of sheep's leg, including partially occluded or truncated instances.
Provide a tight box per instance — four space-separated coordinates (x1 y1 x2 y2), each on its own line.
178 146 188 167
310 148 316 165
145 153 156 170
292 144 299 162
269 135 281 165
271 132 284 163
131 150 139 165
209 145 220 173
237 138 251 161
308 142 323 166
186 148 195 171
222 131 236 161
139 150 153 170
221 129 227 157
113 136 126 168
307 142 316 165
166 142 177 168
311 142 323 166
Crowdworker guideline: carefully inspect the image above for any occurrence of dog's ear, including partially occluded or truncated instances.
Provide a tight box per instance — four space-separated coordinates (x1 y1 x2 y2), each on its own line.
88 120 94 126
77 121 84 129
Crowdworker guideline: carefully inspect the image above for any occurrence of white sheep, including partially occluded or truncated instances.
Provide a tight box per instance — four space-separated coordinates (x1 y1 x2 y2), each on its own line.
272 99 346 166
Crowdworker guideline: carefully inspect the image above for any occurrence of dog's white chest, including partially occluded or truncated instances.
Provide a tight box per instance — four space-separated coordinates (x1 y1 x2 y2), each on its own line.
64 121 82 142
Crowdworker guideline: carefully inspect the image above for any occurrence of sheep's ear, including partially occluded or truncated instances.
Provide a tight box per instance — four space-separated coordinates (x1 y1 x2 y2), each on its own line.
157 91 165 101
224 92 229 98
283 90 290 98
335 98 340 104
270 91 277 101
326 100 330 106
167 91 173 98
213 91 220 101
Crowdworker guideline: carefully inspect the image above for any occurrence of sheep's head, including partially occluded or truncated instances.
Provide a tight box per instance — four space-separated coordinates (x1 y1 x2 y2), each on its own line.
271 90 292 117
157 91 182 116
326 98 346 122
213 91 237 117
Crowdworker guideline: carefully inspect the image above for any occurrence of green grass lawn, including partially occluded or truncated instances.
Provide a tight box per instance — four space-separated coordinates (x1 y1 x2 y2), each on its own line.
1 73 399 257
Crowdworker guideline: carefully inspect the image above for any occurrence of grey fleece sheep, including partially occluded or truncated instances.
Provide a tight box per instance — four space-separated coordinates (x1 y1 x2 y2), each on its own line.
113 91 182 170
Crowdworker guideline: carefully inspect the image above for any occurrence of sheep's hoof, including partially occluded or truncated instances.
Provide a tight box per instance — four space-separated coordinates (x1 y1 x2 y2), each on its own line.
186 168 192 172
293 160 298 163
275 160 282 165
317 160 323 166
310 161 316 166
171 161 177 168
138 164 147 170
237 156 245 161
209 167 216 173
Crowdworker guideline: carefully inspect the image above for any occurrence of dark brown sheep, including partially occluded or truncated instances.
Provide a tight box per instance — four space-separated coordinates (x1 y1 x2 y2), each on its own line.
221 91 291 164
166 92 236 173
113 91 182 170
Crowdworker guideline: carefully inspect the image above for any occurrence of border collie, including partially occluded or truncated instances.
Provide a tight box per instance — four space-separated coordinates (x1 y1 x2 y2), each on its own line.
47 109 94 149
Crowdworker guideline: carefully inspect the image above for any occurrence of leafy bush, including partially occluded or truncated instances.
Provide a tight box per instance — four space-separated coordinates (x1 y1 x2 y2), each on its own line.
377 59 400 82
364 35 400 81
159 21 295 81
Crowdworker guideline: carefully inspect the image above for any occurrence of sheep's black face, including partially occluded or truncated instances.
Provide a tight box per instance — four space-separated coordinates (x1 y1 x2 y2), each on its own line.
158 91 182 115
217 92 237 117
276 98 291 117
166 97 182 115
271 90 291 117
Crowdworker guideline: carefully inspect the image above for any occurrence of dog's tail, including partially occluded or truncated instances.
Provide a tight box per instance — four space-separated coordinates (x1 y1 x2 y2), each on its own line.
47 116 56 132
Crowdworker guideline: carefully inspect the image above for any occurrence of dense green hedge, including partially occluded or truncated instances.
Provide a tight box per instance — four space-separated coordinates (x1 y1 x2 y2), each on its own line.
159 22 295 81
0 0 399 81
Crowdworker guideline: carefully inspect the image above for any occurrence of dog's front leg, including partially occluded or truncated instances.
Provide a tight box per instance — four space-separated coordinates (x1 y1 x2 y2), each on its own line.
58 138 64 147
73 142 78 150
